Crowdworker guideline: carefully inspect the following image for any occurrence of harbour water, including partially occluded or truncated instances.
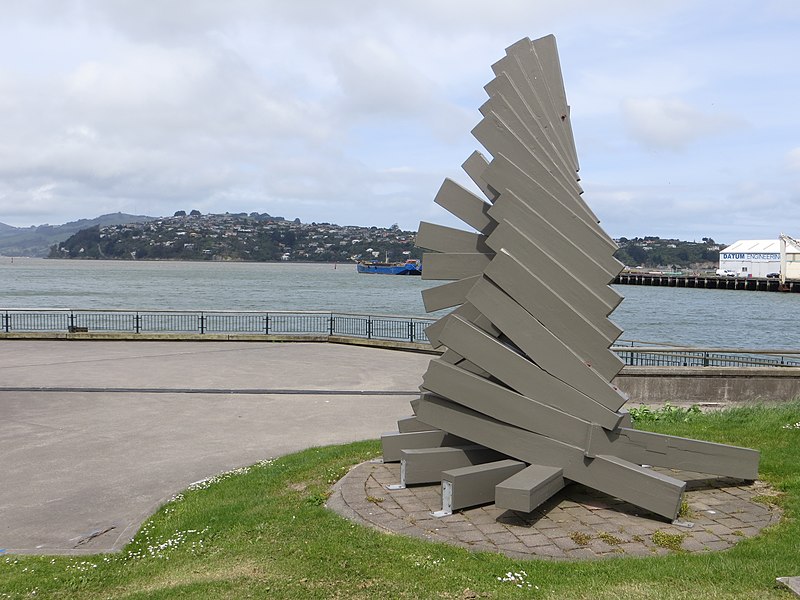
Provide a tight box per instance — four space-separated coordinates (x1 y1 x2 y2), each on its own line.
2 257 799 349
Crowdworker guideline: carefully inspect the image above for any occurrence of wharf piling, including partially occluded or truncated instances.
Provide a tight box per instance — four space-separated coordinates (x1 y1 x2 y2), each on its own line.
614 273 800 292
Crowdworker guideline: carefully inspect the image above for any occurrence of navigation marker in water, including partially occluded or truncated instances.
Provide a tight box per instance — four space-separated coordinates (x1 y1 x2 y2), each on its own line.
381 34 760 521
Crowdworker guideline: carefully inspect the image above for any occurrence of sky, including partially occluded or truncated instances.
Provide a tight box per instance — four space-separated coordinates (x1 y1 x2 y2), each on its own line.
0 1 798 244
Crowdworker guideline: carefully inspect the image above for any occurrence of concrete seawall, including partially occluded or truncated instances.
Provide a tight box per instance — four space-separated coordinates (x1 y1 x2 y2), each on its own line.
614 366 800 406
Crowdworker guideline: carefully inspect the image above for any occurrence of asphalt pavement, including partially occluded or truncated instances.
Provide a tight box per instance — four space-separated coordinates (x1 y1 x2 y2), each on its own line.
0 340 430 554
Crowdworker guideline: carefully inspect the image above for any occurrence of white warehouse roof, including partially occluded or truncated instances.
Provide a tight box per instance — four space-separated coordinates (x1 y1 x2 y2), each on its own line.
722 239 800 253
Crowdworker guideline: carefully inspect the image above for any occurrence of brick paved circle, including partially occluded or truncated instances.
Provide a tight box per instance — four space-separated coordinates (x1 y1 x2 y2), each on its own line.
327 460 782 560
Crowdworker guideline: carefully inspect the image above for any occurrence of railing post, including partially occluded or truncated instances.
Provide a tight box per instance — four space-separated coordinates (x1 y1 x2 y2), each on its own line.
409 318 414 343
135 312 140 334
329 314 335 336
68 312 75 332
199 312 205 334
367 316 372 339
3 311 8 333
703 352 709 367
265 313 270 335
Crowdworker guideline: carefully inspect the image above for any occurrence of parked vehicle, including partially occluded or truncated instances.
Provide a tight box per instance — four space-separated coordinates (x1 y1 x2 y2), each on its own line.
715 269 736 277
766 272 780 278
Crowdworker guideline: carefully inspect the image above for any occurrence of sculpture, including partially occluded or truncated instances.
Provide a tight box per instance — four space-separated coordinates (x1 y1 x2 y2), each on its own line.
381 35 759 521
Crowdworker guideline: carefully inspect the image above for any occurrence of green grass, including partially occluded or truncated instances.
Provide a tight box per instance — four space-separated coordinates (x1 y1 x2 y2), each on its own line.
2 402 799 599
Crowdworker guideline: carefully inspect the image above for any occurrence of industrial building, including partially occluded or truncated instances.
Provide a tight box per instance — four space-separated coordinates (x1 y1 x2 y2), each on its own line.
719 236 800 280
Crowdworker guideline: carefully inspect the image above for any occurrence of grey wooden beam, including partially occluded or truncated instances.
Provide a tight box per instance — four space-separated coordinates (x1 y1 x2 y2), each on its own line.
439 347 492 378
483 70 577 185
583 454 686 520
438 459 527 515
488 191 622 286
417 394 686 519
487 220 621 316
498 37 578 175
604 428 760 480
397 416 438 433
461 151 498 202
416 222 492 254
416 394 573 468
482 153 617 252
381 430 469 462
524 35 581 175
472 113 599 231
423 300 497 347
495 464 565 513
480 82 579 196
439 348 462 365
420 274 480 312
433 178 497 235
485 243 622 346
491 51 577 181
437 315 623 430
421 358 591 448
466 276 628 411
483 251 624 379
453 358 492 378
399 445 505 486
421 252 495 281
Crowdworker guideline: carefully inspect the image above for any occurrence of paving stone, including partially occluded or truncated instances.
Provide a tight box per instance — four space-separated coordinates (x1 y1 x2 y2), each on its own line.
441 521 477 533
485 532 520 546
682 538 710 552
702 540 733 551
465 511 499 526
691 530 722 543
518 533 553 548
705 523 734 536
565 547 598 559
498 542 533 554
475 523 509 536
737 511 770 524
533 545 567 559
578 514 607 526
551 536 581 551
616 542 650 555
457 530 488 544
534 520 562 530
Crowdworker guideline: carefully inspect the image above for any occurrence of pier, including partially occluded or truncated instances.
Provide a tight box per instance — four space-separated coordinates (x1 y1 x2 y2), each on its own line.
614 272 800 292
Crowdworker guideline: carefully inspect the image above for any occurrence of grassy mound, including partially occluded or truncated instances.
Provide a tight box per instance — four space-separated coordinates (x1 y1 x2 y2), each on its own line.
2 402 798 599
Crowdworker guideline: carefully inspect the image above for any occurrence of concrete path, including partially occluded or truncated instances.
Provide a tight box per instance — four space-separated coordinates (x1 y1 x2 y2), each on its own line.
0 340 430 554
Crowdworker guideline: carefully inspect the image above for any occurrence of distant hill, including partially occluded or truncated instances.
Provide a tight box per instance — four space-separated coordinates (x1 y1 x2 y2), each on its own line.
51 213 419 263
614 236 725 270
0 213 157 257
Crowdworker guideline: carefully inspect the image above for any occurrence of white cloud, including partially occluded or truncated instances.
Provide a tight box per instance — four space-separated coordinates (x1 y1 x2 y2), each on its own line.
621 97 742 151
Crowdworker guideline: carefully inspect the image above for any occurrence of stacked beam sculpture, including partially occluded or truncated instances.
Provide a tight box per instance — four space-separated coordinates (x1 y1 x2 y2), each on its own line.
381 35 760 521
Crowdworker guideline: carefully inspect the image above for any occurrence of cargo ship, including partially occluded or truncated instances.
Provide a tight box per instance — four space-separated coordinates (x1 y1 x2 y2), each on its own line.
356 258 422 275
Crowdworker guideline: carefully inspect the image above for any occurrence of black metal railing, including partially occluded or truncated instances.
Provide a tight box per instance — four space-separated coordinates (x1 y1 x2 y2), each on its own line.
611 339 800 368
4 310 800 366
0 309 435 345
